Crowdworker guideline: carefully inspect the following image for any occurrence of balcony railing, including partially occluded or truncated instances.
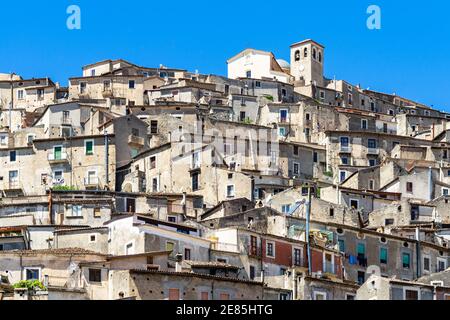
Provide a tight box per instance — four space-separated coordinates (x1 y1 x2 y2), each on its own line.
367 148 379 155
84 177 100 187
278 117 289 124
339 145 352 153
48 152 68 163
128 135 145 147
2 181 22 191
323 263 335 274
247 245 262 258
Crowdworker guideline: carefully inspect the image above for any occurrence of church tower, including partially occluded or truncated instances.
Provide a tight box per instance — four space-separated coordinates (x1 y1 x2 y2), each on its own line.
290 39 324 87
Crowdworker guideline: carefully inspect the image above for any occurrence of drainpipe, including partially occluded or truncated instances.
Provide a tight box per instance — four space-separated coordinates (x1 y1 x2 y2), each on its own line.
291 269 297 300
428 166 433 201
416 227 421 279
105 130 109 190
306 185 312 275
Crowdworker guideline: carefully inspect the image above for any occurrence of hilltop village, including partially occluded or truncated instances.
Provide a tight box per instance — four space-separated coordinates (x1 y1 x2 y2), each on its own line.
0 39 449 300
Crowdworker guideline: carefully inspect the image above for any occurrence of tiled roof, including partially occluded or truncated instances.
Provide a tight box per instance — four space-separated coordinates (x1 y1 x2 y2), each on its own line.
0 248 105 256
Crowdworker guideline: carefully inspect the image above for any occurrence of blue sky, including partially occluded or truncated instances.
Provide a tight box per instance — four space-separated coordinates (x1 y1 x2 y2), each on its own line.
1 0 449 109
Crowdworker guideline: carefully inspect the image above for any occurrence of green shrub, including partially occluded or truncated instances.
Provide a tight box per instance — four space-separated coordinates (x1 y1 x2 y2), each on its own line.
52 185 77 191
13 280 46 291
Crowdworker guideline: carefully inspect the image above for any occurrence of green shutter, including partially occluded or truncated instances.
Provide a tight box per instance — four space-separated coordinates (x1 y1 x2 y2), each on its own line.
86 141 93 155
403 253 410 267
357 243 365 255
380 248 388 263
338 239 345 253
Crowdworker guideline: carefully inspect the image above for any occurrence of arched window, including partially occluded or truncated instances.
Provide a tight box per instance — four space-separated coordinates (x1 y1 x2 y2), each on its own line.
312 48 317 60
318 51 322 62
303 47 308 58
294 50 300 61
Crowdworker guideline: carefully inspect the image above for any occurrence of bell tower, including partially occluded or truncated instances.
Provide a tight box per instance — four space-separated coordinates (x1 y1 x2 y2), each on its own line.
290 39 324 87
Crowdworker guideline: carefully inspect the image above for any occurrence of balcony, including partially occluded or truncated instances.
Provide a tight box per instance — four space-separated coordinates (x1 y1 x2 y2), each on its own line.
339 145 352 153
84 177 100 189
367 148 379 155
102 89 113 98
278 117 289 124
128 135 145 147
1 181 22 191
247 245 262 258
48 152 69 164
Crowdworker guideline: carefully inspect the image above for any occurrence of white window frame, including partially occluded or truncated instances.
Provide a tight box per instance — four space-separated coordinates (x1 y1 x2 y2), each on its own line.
437 257 447 272
281 204 291 214
369 179 375 190
349 199 359 210
266 241 276 258
152 176 160 192
226 184 235 198
313 291 327 300
403 287 421 300
293 162 300 175
17 89 25 100
292 247 303 266
89 234 97 243
345 293 356 300
85 139 95 155
71 205 83 217
361 118 369 129
23 267 42 281
53 169 63 184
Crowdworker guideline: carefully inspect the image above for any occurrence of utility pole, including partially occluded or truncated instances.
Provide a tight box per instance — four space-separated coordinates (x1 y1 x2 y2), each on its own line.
306 183 313 275
105 130 109 190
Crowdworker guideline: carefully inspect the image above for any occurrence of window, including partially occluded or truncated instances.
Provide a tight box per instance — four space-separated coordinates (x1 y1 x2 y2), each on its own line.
0 134 7 146
91 69 96 76
437 258 447 272
350 199 359 210
37 89 44 100
313 152 318 163
152 177 159 192
318 51 322 62
279 127 286 137
369 159 377 167
313 291 327 300
150 120 158 134
293 248 302 266
293 146 299 155
94 208 101 218
303 47 308 58
368 139 377 149
103 80 111 90
312 48 317 60
79 82 87 94
227 185 235 197
9 150 16 162
184 248 191 260
294 50 300 61
281 204 291 214
27 134 35 145
443 188 449 196
329 208 335 217
319 91 325 101
348 93 353 105
357 271 365 285
129 80 135 89
279 109 288 123
246 70 252 78
341 156 349 165
406 182 413 193
340 171 347 182
239 111 246 122
191 172 199 191
89 234 96 242
361 119 368 130
388 109 394 116
249 265 256 280
168 216 176 223
85 140 94 155
17 89 24 100
150 156 156 169
345 294 356 300
380 247 388 264
369 180 375 190
404 289 419 300
89 269 102 282
166 241 175 252
72 205 82 217
338 239 345 252
280 293 289 300
402 252 411 269
266 241 275 258
293 162 300 175
423 256 430 272
25 268 40 280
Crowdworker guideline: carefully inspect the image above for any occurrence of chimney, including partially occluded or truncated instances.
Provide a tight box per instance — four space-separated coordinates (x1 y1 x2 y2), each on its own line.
175 253 183 272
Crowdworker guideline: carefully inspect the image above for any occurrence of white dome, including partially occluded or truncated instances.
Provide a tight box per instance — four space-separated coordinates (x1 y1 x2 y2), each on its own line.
276 59 290 69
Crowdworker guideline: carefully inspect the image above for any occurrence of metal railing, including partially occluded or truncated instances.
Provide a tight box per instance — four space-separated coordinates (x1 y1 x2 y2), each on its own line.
367 148 379 155
340 145 352 153
48 152 68 161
